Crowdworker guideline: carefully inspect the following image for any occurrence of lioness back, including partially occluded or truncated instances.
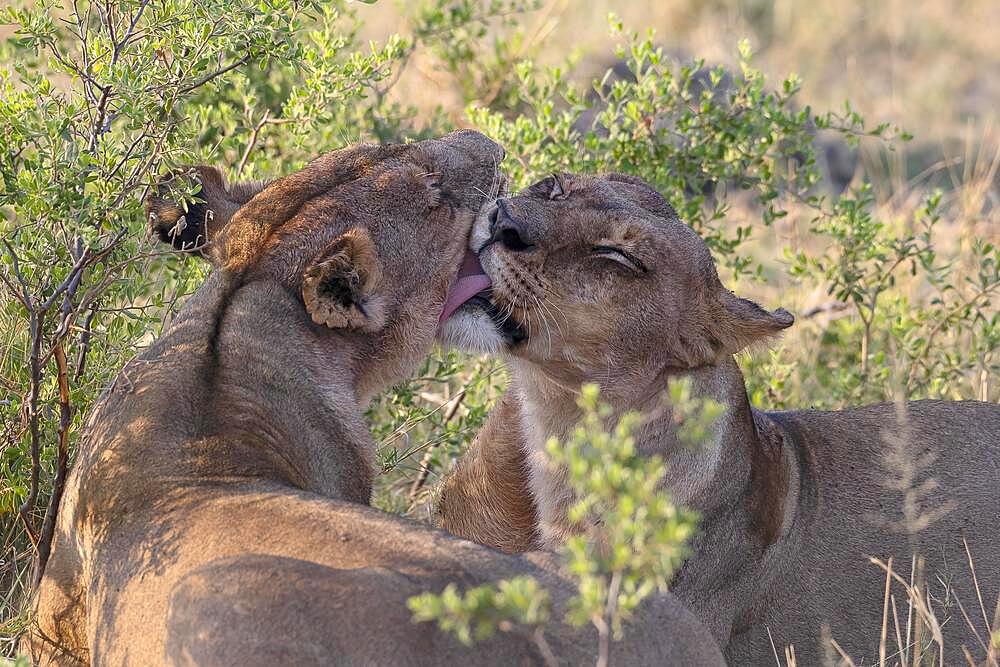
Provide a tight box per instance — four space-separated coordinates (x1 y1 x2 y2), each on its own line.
747 400 1000 662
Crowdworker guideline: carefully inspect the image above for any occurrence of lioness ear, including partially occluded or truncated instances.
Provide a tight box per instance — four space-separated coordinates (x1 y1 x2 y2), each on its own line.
711 291 794 355
145 166 268 264
302 228 386 332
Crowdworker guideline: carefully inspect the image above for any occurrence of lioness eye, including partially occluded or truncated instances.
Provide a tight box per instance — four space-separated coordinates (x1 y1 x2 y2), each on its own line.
592 245 647 274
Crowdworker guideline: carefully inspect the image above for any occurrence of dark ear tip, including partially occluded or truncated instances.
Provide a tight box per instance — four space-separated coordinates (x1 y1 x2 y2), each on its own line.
145 166 222 254
772 308 795 328
145 193 210 255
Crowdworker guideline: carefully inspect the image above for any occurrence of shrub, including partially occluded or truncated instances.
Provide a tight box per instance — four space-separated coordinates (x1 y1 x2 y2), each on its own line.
408 384 709 667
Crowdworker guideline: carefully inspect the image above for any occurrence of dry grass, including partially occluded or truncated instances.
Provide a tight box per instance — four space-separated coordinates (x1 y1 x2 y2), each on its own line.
766 550 1000 667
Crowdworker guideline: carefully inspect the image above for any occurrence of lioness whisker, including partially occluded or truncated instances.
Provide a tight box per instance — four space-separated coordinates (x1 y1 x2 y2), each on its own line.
530 293 557 356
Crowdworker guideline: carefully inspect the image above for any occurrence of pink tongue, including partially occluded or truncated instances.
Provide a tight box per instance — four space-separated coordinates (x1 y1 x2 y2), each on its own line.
439 250 492 323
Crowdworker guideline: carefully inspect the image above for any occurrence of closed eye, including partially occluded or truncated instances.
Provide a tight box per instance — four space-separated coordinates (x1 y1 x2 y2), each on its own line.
591 245 647 274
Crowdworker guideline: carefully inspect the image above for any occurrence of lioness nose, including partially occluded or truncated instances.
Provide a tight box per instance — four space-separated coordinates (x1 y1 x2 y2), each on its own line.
490 200 533 251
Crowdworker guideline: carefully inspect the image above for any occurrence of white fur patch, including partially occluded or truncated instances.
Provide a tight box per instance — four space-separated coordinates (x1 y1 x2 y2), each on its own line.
438 307 503 355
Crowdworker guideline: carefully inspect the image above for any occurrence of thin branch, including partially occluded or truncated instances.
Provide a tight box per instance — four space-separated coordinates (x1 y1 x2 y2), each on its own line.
0 269 30 311
236 111 270 178
34 343 72 588
71 0 96 104
177 56 250 95
106 123 155 183
879 556 893 667
100 0 118 52
594 569 621 667
37 249 90 315
906 279 1000 387
766 627 783 667
12 229 119 550
38 231 128 360
964 537 992 641
2 239 34 310
986 589 1000 667
74 304 98 382
407 389 467 502
533 628 558 667
55 237 86 338
17 311 43 549
111 0 149 67
88 84 114 153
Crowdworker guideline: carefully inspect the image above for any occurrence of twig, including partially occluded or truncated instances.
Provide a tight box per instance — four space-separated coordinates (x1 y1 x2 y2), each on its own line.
784 644 797 667
17 311 43 549
56 237 86 338
70 0 95 104
595 570 622 667
177 56 250 95
74 304 98 381
964 537 992 637
407 389 467 502
0 268 30 311
235 112 297 178
10 228 120 549
952 588 989 655
2 239 34 310
34 343 72 588
88 84 114 152
38 244 92 314
802 300 849 319
106 123 155 182
6 231 47 547
908 281 1000 387
879 556 893 666
766 626 783 666
533 627 558 667
888 593 907 667
986 589 1000 667
828 638 858 666
110 0 149 67
906 553 916 666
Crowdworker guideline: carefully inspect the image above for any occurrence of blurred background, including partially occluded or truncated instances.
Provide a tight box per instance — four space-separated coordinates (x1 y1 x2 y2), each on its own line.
358 0 1000 182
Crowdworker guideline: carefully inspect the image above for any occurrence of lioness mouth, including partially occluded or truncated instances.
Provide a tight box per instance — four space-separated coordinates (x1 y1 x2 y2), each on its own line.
440 250 527 344
440 250 492 322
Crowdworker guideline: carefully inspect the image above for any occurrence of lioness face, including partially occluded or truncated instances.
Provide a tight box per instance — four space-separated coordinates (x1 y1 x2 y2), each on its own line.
148 130 507 398
441 173 791 395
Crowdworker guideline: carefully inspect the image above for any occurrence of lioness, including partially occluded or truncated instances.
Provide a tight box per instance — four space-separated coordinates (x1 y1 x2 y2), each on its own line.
436 173 1000 664
24 136 724 666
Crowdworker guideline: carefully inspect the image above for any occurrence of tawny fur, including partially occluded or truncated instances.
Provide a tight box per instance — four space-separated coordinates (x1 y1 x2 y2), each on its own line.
437 173 1000 665
24 141 724 666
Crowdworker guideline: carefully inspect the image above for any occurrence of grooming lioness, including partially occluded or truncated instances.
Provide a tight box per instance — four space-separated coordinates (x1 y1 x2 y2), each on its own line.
436 173 1000 664
24 135 724 666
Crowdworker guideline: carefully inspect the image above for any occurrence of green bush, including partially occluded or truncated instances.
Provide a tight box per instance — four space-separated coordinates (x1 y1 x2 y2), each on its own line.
2 0 997 659
408 384 708 667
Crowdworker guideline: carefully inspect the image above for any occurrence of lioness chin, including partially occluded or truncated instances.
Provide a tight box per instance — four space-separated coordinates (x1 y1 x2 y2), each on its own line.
436 172 1000 665
25 137 724 666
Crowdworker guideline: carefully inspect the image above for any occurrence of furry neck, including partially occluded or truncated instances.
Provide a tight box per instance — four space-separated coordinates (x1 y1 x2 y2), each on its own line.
136 273 377 503
510 355 786 549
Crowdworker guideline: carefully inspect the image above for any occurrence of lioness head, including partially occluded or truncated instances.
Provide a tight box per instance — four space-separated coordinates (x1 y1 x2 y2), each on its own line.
147 130 507 397
440 173 792 399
